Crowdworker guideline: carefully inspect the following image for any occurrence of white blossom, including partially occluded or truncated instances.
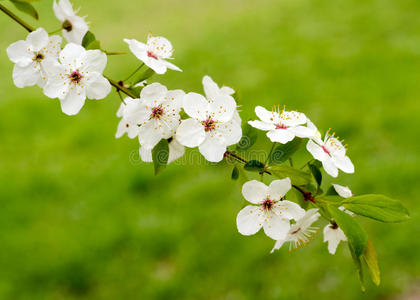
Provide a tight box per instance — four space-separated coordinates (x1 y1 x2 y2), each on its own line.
306 129 354 178
176 76 242 162
43 43 111 115
248 106 314 143
115 97 141 139
323 223 347 255
6 28 61 88
333 184 353 198
124 34 181 75
271 208 320 252
236 178 305 240
53 0 89 44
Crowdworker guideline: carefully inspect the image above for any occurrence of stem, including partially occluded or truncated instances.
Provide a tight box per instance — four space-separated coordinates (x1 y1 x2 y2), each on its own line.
225 150 247 164
123 63 145 81
0 3 34 32
288 157 294 167
105 76 138 99
264 143 276 165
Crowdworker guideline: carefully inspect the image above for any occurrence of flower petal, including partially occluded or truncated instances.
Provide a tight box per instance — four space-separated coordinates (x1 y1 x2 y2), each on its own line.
62 16 88 45
289 125 314 138
26 28 49 52
255 106 276 123
176 118 206 147
12 63 40 88
323 225 347 255
138 119 163 149
248 120 275 131
263 214 290 240
7 40 32 66
202 75 220 100
81 49 107 73
140 82 167 100
209 94 236 123
268 178 292 201
60 85 86 115
85 73 111 100
59 43 85 65
333 184 353 198
241 180 268 204
322 158 339 178
236 205 263 236
168 138 185 163
274 200 305 220
266 129 295 144
306 139 329 161
198 135 227 162
215 120 242 146
183 92 208 121
281 111 307 127
271 238 287 253
332 155 354 174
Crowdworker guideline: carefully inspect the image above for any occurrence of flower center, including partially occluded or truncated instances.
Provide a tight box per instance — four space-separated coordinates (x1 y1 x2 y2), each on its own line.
62 20 73 32
275 123 287 129
203 118 216 132
69 71 83 84
262 198 274 211
321 145 330 155
147 51 158 59
151 106 164 119
33 52 44 62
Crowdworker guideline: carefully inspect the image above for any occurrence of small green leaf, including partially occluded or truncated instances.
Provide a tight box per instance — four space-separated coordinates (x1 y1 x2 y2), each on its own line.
268 165 312 186
86 40 101 50
132 68 154 85
349 243 366 291
152 139 169 175
328 205 368 257
82 31 96 48
231 166 239 180
308 163 322 186
342 194 409 223
10 0 38 19
268 138 301 165
362 240 380 286
325 185 339 196
244 160 265 172
236 122 257 150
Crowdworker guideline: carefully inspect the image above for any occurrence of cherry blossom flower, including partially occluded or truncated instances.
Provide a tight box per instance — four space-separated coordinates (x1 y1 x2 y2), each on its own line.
176 76 241 162
124 34 181 75
6 28 61 88
248 106 314 144
139 137 185 164
43 43 111 115
236 178 305 240
271 208 320 252
333 184 353 198
323 222 347 255
53 0 89 44
306 129 354 178
115 97 141 139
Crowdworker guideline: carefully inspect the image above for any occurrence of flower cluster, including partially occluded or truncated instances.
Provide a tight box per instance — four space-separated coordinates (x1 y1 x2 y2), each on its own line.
2 0 409 289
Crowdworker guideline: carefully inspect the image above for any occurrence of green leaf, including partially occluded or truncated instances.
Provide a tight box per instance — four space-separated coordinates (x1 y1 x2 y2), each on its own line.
362 240 380 286
236 122 257 150
308 163 322 186
10 0 38 19
132 68 154 85
231 166 239 180
342 194 409 223
244 160 265 172
81 31 101 50
268 138 301 165
152 139 169 175
325 185 339 196
349 243 366 291
268 165 312 186
328 205 368 257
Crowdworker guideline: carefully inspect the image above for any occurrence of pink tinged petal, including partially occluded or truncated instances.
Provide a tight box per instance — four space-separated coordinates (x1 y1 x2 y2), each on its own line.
255 106 276 123
241 180 268 204
271 238 287 253
12 63 41 88
60 85 86 115
248 120 275 131
236 205 263 236
176 118 206 147
26 28 49 52
266 129 295 144
85 73 111 100
183 93 208 121
62 16 88 45
209 94 236 123
322 158 339 178
263 215 290 240
306 139 329 162
289 125 315 138
333 184 353 198
168 139 185 163
7 40 32 66
274 200 305 220
332 155 354 174
202 75 220 100
81 50 107 73
267 178 292 201
215 120 242 146
138 119 162 149
139 146 153 163
198 135 227 162
140 82 167 100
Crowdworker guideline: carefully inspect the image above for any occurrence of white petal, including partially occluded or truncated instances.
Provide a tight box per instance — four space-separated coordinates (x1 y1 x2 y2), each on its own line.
168 139 185 163
220 86 235 96
162 60 181 72
271 238 287 253
43 63 69 99
274 200 305 220
268 178 292 201
289 125 315 138
266 129 295 144
60 85 86 115
248 120 275 131
333 184 353 198
26 28 49 52
198 135 227 162
144 57 167 74
209 94 236 123
81 50 107 73
202 75 220 100
322 158 339 178
255 106 276 123
323 225 347 255
7 40 32 66
281 111 307 127
85 73 111 99
241 180 268 204
140 82 167 100
332 155 355 174
59 43 85 65
183 92 208 121
306 139 329 161
263 215 290 240
215 120 242 146
62 16 89 45
176 118 206 147
12 63 40 88
138 119 162 149
139 146 153 162
53 0 75 20
236 205 263 236
165 89 185 111
124 38 147 57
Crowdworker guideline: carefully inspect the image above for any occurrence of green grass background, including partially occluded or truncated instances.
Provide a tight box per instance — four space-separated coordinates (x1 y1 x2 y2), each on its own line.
0 0 419 299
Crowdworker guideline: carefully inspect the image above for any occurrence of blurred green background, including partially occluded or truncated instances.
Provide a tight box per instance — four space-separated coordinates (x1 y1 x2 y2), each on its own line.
0 0 419 299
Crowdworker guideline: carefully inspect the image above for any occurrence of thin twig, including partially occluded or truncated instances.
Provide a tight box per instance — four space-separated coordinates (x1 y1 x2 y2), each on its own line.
0 3 34 32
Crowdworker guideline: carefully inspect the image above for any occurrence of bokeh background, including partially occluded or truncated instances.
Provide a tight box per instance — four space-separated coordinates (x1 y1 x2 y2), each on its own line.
0 0 419 299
